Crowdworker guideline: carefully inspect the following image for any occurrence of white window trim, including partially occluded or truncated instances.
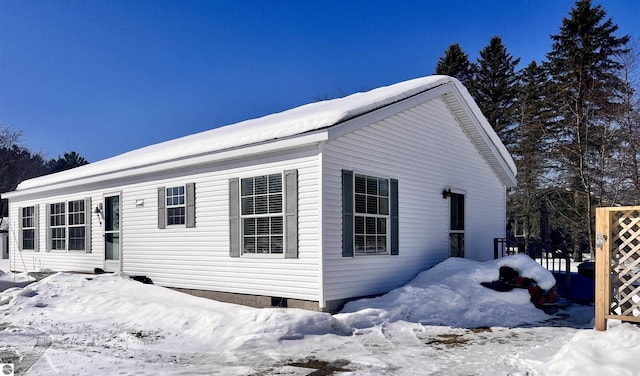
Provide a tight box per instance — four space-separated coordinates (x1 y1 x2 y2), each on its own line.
165 185 186 227
47 199 88 252
20 206 38 251
239 173 285 255
353 173 390 256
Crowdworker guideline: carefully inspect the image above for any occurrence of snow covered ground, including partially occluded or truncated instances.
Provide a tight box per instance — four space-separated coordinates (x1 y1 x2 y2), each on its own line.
1 255 639 376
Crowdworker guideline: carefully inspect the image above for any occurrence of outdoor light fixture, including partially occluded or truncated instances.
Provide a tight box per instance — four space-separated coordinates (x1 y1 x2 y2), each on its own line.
442 186 452 199
94 203 103 225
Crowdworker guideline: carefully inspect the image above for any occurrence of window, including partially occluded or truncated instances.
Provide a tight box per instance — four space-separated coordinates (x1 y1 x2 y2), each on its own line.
50 202 66 250
48 199 89 251
241 174 284 254
68 200 86 250
354 174 389 255
157 183 195 228
342 170 398 257
228 170 298 258
166 186 186 225
21 206 37 250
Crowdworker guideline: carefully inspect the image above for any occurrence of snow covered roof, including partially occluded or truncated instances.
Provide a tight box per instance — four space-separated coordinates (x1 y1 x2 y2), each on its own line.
10 75 516 193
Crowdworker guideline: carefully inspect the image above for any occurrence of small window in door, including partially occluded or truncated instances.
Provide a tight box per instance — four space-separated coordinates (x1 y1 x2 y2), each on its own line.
449 192 464 258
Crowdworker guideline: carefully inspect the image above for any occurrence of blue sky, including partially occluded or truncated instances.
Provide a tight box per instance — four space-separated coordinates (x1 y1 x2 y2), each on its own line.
1 0 638 163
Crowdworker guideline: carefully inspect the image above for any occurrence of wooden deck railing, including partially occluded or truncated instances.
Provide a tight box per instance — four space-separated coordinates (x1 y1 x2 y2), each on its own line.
595 206 640 331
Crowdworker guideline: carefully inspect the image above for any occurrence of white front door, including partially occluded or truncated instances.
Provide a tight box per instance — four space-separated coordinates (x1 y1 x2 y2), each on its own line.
104 195 121 272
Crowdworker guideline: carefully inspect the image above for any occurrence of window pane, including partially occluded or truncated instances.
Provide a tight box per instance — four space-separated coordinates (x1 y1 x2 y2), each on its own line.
367 177 378 195
366 196 378 214
244 237 256 253
50 203 65 226
22 206 33 217
242 197 254 215
450 193 465 231
271 217 283 235
51 228 65 250
365 236 377 253
257 217 270 235
355 216 364 235
255 176 268 195
377 218 387 234
69 227 86 250
377 236 387 253
379 197 389 215
241 178 253 196
269 194 282 213
379 179 388 197
355 175 366 194
355 194 366 214
243 218 256 235
22 229 35 250
271 236 283 254
355 235 365 253
257 237 269 253
255 196 268 214
167 207 185 225
366 217 376 234
268 174 282 193
105 233 120 260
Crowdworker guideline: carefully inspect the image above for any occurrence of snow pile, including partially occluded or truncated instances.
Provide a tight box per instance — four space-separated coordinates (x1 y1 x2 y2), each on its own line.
339 254 553 328
545 323 640 376
1 255 640 375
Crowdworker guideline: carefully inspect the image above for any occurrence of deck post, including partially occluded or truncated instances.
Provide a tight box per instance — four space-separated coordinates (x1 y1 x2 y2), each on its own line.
594 207 609 331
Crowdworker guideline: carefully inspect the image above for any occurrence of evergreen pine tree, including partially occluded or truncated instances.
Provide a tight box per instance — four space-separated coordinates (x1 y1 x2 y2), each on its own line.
434 43 474 87
545 0 630 259
508 61 552 247
471 36 521 151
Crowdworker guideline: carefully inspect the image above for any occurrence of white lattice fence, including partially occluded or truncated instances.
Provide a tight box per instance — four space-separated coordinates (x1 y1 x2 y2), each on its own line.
595 206 640 330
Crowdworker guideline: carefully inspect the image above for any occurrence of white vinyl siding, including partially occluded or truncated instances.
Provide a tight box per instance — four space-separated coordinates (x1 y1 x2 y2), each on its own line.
121 149 320 301
323 97 506 303
7 150 321 302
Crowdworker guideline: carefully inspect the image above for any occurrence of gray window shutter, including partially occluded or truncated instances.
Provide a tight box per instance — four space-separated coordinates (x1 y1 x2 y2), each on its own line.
34 205 40 251
186 183 196 228
45 203 51 251
85 198 92 253
390 178 399 256
157 187 166 229
18 206 23 251
284 169 298 259
229 178 240 257
342 170 354 257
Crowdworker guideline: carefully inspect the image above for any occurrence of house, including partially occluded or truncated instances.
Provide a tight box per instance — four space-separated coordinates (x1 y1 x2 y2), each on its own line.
2 75 516 312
